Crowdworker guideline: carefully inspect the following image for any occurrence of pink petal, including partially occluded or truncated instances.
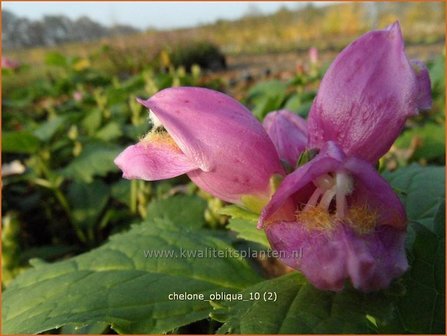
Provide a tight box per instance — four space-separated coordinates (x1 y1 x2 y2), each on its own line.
258 141 345 228
307 21 431 163
137 87 284 203
265 222 408 292
344 157 406 229
263 109 308 167
114 142 198 181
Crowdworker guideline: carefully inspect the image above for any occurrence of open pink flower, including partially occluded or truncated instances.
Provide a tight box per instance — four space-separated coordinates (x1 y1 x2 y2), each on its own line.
259 142 407 292
115 87 284 204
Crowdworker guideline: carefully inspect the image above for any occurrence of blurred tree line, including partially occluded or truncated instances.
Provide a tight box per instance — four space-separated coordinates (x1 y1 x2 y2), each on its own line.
2 10 139 50
3 2 445 55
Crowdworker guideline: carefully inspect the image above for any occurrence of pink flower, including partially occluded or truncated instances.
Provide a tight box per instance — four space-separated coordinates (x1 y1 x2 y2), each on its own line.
73 91 83 102
307 22 431 163
259 142 407 292
114 87 284 204
308 47 319 65
2 57 20 70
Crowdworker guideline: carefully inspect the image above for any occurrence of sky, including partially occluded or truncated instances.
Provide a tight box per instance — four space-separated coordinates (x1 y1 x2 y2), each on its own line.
2 1 332 30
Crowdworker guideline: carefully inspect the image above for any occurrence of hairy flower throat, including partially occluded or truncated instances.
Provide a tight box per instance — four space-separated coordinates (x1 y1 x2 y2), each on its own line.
297 172 377 234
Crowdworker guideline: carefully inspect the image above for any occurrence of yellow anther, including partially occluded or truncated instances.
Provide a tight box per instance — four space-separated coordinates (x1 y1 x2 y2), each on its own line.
140 131 181 151
346 204 377 235
297 206 335 232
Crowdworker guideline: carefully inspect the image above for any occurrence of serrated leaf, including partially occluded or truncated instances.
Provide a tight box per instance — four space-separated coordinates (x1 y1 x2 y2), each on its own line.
61 143 122 183
147 195 207 229
2 131 41 154
383 165 445 333
2 219 262 334
383 164 445 231
214 273 395 334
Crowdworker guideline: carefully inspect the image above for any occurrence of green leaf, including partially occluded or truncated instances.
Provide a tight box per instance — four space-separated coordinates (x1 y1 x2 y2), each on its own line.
33 116 67 142
227 219 269 248
220 205 269 248
220 205 258 222
61 143 122 183
246 80 288 120
2 131 41 154
383 164 445 231
60 322 109 334
383 165 445 333
213 273 396 334
94 122 123 141
395 123 445 162
3 219 262 334
147 195 207 229
111 179 131 207
82 109 102 136
394 209 445 334
67 180 110 229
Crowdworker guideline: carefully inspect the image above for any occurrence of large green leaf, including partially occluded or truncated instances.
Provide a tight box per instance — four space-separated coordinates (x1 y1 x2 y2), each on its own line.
382 165 445 333
2 219 262 334
61 143 122 183
147 195 207 229
213 273 396 334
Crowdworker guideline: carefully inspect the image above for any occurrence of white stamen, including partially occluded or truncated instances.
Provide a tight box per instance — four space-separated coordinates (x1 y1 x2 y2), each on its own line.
304 188 323 211
319 188 336 211
335 172 354 218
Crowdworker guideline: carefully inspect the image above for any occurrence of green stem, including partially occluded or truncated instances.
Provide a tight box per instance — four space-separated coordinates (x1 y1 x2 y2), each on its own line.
38 155 87 243
130 180 137 214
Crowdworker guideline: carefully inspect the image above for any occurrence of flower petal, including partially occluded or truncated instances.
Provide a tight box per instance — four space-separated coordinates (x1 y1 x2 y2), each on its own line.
258 141 345 228
263 109 308 167
307 22 429 163
410 59 432 110
265 222 408 292
114 141 198 181
344 157 406 229
138 87 284 203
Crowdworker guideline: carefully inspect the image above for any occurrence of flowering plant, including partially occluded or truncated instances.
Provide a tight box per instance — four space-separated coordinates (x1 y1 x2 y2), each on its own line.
115 22 431 293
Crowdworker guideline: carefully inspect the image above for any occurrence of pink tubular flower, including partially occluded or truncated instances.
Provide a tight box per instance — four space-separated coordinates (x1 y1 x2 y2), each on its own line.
114 87 284 204
259 142 408 292
263 109 307 168
307 22 431 163
260 23 431 292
